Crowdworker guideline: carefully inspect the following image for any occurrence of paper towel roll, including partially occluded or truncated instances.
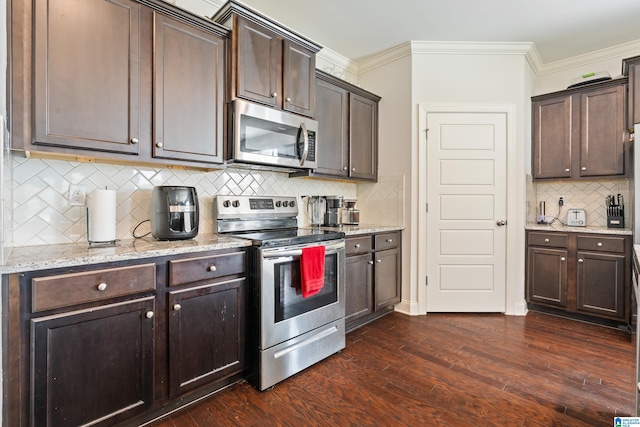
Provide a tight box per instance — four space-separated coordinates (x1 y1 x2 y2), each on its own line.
87 189 117 243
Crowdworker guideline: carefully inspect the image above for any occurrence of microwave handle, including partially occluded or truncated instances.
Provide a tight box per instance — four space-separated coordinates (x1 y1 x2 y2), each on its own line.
299 122 309 166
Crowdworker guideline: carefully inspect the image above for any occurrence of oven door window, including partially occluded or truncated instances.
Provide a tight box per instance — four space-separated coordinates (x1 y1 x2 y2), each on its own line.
273 252 338 322
240 115 300 160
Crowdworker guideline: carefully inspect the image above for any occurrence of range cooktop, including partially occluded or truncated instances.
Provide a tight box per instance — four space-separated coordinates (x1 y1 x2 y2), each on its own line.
229 228 344 248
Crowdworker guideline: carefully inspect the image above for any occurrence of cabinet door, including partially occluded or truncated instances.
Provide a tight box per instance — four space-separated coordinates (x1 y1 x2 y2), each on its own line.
349 93 378 181
345 253 373 325
282 39 316 117
168 278 246 397
33 0 141 154
532 96 572 179
580 85 625 177
527 246 568 307
576 251 626 319
153 13 224 164
374 247 401 311
31 297 155 427
315 78 349 176
235 16 280 108
629 61 640 129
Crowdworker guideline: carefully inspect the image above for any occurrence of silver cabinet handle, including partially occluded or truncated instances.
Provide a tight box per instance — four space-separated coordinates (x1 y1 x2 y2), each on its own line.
271 92 277 98
173 304 182 311
560 257 566 261
343 166 348 171
544 238 550 242
130 137 139 144
386 238 393 243
352 168 356 172
285 97 291 102
578 258 584 263
146 311 154 319
565 168 570 172
596 242 603 247
368 260 374 265
156 142 163 148
637 382 640 393
97 282 107 291
376 259 382 263
581 166 587 171
208 265 217 272
355 243 361 248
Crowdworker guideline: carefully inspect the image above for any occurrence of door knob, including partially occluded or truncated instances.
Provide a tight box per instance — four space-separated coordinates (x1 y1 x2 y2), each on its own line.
496 220 507 226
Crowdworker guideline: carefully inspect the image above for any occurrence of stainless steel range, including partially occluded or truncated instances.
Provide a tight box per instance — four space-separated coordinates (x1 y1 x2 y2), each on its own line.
214 195 346 390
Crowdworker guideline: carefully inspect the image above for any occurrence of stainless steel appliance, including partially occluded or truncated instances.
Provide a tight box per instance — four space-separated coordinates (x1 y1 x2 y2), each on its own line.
227 100 318 171
341 199 360 225
150 186 199 240
214 195 346 390
324 195 343 227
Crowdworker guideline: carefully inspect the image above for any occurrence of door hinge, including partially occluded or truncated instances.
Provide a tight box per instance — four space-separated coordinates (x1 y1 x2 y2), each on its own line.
426 203 428 213
425 276 428 287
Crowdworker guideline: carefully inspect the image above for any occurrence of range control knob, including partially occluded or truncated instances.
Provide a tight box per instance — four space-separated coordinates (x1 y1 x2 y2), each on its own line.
289 201 295 208
282 201 289 207
232 200 240 208
223 200 231 208
275 201 282 207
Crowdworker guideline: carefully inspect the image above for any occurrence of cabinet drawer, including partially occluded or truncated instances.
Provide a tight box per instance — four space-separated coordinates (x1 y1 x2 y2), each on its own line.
169 251 246 286
375 232 400 251
32 263 156 312
577 235 627 254
346 236 372 256
528 232 568 248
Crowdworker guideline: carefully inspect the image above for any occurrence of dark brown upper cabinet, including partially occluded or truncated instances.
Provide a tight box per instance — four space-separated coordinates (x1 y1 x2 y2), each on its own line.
153 13 225 164
33 0 142 155
12 0 229 168
623 55 640 131
213 1 321 118
532 79 627 180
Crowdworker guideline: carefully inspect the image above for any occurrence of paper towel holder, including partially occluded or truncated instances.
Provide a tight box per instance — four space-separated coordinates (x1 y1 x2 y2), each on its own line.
86 188 118 247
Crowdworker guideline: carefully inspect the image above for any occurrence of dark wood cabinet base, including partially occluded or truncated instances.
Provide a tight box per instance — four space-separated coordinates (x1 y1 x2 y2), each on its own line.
527 303 631 332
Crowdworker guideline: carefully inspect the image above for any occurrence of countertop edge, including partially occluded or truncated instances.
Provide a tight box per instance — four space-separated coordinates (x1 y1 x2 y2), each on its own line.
525 224 632 236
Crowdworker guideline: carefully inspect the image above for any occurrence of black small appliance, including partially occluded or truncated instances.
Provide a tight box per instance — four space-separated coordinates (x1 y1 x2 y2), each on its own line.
150 186 199 240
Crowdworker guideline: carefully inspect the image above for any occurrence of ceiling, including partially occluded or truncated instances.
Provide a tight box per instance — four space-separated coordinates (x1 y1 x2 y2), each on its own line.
232 0 640 65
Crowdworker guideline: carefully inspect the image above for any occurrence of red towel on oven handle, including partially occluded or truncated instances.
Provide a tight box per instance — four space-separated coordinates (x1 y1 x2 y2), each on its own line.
300 245 326 298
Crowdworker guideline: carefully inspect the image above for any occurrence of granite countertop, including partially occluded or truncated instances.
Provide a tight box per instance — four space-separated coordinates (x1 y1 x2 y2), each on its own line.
525 223 632 236
1 234 253 274
304 224 404 236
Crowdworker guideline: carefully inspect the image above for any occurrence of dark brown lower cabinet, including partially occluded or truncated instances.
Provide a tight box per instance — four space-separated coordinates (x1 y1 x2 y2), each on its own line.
168 278 246 397
345 231 402 331
526 230 630 324
31 297 155 427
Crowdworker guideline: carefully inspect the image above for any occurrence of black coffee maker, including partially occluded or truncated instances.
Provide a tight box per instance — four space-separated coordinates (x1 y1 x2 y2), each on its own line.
150 186 199 240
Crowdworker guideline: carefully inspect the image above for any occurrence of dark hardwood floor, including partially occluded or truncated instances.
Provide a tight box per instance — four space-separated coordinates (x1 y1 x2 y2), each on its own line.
148 312 635 426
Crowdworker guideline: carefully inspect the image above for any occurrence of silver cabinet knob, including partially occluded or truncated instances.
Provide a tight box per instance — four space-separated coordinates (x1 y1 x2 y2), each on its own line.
97 282 107 291
352 168 356 172
596 242 603 247
578 258 584 263
343 166 348 171
145 311 154 319
544 238 550 242
376 259 382 263
560 257 566 261
156 142 163 148
565 168 570 172
285 97 291 102
581 167 587 171
386 238 393 243
130 137 139 144
368 260 374 265
173 304 182 311
271 92 278 98
355 243 361 248
208 265 217 272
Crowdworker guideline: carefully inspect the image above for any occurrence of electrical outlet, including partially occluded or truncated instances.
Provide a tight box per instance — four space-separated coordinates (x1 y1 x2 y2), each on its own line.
68 184 87 206
559 196 565 206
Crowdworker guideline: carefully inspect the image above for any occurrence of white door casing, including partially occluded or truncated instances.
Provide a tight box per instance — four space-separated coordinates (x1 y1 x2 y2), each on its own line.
416 104 526 315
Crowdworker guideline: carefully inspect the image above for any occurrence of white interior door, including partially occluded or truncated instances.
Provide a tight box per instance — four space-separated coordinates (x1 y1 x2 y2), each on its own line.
426 112 507 312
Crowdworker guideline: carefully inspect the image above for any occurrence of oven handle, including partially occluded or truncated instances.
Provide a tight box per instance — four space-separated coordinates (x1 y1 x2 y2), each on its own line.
261 240 345 258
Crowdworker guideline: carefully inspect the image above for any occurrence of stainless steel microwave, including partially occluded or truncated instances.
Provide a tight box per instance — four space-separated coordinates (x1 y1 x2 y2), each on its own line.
228 99 318 170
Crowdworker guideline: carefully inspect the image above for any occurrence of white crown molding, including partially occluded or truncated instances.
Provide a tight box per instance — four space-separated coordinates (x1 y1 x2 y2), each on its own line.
537 39 640 76
316 48 359 77
357 41 541 75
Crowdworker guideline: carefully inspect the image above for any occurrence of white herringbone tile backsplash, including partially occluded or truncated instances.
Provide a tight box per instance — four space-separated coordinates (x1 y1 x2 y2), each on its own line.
535 180 631 227
11 157 365 246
